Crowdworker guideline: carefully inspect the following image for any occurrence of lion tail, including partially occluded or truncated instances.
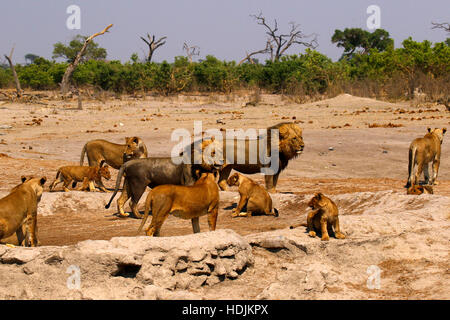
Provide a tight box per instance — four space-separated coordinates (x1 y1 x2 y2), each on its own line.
105 164 126 209
80 143 87 166
137 190 152 235
406 145 417 188
289 222 307 229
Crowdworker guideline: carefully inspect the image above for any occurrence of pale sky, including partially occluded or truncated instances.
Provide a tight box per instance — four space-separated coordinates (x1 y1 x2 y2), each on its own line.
0 0 448 64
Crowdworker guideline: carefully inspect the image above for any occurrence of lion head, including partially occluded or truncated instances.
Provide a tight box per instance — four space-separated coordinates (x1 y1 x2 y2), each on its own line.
227 173 240 186
308 193 327 209
427 127 447 143
123 137 147 162
266 122 304 170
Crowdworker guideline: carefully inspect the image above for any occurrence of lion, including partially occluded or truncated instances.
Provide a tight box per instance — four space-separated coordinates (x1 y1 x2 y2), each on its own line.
0 176 46 247
49 160 111 192
137 172 219 236
80 137 147 190
407 184 434 195
186 122 304 193
405 127 446 188
305 193 345 241
226 172 278 217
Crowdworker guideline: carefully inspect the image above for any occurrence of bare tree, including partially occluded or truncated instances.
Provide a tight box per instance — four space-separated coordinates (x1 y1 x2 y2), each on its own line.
250 12 318 62
140 34 167 62
432 22 450 33
4 45 22 97
183 42 200 63
238 40 271 65
60 24 113 95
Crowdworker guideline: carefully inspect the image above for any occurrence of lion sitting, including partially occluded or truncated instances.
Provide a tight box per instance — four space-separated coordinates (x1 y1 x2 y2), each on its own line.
227 172 278 217
306 193 345 241
49 160 111 192
406 184 433 195
137 172 219 237
405 127 446 188
0 176 46 247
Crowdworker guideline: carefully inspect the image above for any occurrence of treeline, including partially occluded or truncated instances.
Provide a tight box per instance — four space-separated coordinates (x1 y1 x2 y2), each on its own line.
0 38 449 101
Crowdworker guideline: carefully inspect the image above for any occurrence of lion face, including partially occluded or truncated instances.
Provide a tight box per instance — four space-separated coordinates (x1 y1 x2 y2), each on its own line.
308 193 326 209
99 165 111 180
227 173 240 186
427 127 447 143
277 123 305 160
123 137 144 162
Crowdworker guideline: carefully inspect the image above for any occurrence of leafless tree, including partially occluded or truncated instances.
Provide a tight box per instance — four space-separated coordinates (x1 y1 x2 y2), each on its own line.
250 12 318 62
183 42 200 63
140 33 167 62
238 40 272 65
60 24 113 95
4 45 22 97
431 22 450 33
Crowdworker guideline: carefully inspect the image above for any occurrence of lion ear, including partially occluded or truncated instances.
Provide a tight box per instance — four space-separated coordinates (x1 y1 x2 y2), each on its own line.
21 176 27 183
99 160 106 167
40 177 47 185
133 137 139 144
316 192 323 199
427 127 432 133
125 137 130 143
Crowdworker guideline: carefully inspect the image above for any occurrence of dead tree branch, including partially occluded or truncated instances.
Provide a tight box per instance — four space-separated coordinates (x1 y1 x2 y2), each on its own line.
431 22 450 33
251 12 318 62
140 33 167 62
60 24 113 95
4 46 22 97
183 42 200 63
238 40 271 65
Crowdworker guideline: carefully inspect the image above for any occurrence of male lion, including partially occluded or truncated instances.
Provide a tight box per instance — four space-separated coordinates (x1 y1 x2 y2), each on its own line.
406 184 433 195
306 193 345 241
192 122 304 193
0 176 46 247
80 137 147 190
405 127 446 188
227 172 278 217
49 160 111 192
137 172 219 236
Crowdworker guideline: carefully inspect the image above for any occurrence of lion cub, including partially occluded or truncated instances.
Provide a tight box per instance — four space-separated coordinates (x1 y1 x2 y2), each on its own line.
227 173 279 218
306 193 345 241
0 176 46 247
50 160 111 192
407 184 433 195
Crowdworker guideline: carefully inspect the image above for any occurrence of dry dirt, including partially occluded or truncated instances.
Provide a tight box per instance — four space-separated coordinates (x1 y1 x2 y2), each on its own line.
0 92 449 299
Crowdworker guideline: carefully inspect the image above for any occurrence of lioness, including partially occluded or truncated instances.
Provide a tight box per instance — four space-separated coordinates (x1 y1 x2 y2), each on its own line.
405 128 446 188
80 137 147 190
407 184 434 195
184 122 304 193
50 160 111 192
227 173 278 217
0 176 46 247
137 172 219 236
306 193 345 241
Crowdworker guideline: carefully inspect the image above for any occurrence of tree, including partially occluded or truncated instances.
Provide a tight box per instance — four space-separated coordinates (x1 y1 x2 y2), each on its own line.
53 35 107 63
140 33 167 62
183 42 200 63
4 46 22 97
25 53 39 64
250 12 318 62
332 28 393 59
432 22 450 46
60 24 113 94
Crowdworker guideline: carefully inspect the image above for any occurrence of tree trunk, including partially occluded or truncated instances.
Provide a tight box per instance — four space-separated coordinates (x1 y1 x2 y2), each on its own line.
60 24 113 95
4 47 22 97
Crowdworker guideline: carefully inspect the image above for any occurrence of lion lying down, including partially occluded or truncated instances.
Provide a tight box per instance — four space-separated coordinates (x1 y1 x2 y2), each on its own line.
226 172 278 217
49 160 111 192
137 172 219 237
0 176 46 247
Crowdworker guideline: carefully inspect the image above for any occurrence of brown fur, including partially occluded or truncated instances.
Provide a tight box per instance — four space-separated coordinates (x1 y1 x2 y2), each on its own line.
216 122 304 193
406 128 446 188
226 173 278 217
137 173 219 236
306 193 345 241
407 184 434 195
0 176 46 247
50 161 111 192
80 137 147 190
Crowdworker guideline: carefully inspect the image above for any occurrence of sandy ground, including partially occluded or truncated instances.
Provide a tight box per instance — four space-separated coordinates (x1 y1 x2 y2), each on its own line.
0 92 449 299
